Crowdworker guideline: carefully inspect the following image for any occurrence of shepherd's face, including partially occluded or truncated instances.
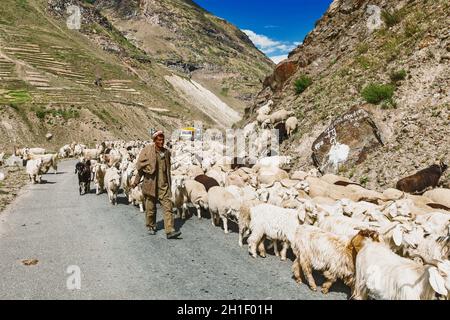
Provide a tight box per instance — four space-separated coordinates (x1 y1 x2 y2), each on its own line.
154 135 165 149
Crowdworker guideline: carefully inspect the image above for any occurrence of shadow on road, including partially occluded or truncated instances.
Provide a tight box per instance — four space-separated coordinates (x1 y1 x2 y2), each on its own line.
40 180 56 184
116 195 130 206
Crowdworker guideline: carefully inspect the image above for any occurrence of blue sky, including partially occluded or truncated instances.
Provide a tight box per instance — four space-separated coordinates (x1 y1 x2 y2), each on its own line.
195 0 333 63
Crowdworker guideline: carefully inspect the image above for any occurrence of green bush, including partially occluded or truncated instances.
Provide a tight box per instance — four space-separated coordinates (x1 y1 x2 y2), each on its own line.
390 69 407 83
404 20 421 38
35 108 47 119
294 75 313 94
356 43 369 55
361 83 395 105
359 176 369 186
381 9 403 28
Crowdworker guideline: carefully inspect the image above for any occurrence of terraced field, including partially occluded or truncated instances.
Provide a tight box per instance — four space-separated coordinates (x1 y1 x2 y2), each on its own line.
0 0 228 149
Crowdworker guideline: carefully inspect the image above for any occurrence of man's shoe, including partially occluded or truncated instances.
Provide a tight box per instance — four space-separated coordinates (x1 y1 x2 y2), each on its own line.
148 228 157 235
166 231 181 239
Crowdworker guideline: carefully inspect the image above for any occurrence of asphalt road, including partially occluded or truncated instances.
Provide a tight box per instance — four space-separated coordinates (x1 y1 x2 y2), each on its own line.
0 160 348 300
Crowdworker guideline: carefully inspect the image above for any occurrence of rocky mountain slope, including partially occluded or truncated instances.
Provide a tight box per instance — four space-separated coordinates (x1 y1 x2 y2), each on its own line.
245 0 449 191
0 0 273 151
96 0 274 111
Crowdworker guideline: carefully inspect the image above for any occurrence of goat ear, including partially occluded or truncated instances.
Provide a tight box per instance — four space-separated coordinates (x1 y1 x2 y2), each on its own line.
428 267 448 296
297 209 306 223
393 225 403 247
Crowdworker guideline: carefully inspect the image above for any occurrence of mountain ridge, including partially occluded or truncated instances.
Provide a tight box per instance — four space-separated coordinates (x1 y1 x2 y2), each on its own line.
0 0 273 150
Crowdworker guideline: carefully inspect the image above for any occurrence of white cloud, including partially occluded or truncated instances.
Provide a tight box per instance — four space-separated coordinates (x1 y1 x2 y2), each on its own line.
269 55 288 64
242 29 299 61
242 29 280 50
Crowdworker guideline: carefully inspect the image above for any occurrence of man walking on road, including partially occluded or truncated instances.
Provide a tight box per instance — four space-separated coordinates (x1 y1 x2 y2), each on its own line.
133 131 181 239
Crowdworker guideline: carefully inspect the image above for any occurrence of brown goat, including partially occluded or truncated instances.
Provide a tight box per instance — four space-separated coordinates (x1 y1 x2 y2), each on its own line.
396 162 447 194
194 174 220 192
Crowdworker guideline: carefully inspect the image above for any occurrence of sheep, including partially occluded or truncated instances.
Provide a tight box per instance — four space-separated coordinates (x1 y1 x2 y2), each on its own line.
26 147 46 155
381 188 403 200
255 156 292 170
187 165 204 179
423 188 450 209
251 129 272 156
23 153 58 174
172 176 188 219
238 199 263 247
184 179 209 219
307 176 384 202
82 148 101 160
92 163 107 195
353 240 450 300
129 185 145 212
257 100 273 116
243 121 257 138
269 109 294 124
208 186 241 234
256 113 270 125
257 167 289 186
316 215 379 239
26 158 43 184
73 144 86 157
195 174 220 192
205 167 226 186
58 145 72 158
257 181 299 207
100 152 122 168
396 162 448 194
120 162 136 199
291 170 308 181
233 167 254 183
225 185 258 204
225 173 246 188
292 228 380 294
285 116 298 136
247 203 308 261
104 167 121 205
261 118 271 129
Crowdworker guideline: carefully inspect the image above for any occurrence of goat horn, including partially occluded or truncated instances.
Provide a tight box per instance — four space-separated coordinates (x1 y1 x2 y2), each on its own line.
380 200 395 211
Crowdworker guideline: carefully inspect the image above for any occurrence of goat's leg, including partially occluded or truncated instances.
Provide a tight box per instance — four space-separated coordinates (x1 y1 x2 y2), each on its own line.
211 210 217 226
280 241 289 261
196 205 202 219
321 270 337 294
182 203 188 219
299 257 317 291
222 216 229 234
139 202 144 213
248 231 263 258
258 235 267 258
292 258 303 284
238 223 245 247
273 240 280 257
